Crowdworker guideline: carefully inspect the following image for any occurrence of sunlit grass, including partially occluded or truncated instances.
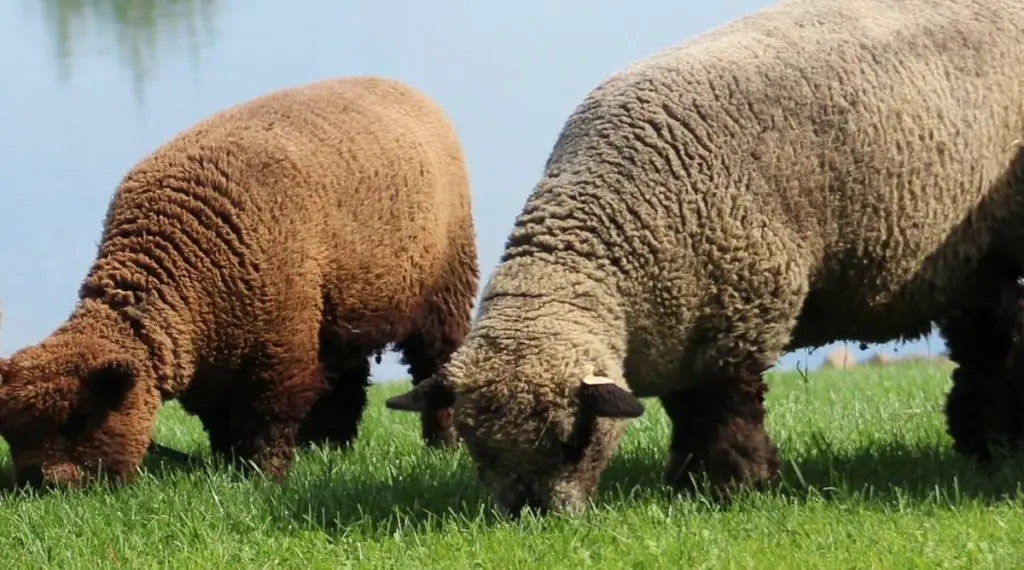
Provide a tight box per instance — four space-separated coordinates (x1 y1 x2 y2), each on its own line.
0 360 1021 568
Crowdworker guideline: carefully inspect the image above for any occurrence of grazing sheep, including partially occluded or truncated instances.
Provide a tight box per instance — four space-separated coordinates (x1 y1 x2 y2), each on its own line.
386 0 1024 515
0 75 478 488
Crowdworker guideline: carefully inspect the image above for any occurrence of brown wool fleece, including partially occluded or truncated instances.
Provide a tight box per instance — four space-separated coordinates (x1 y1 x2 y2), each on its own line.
388 0 1024 514
0 76 478 487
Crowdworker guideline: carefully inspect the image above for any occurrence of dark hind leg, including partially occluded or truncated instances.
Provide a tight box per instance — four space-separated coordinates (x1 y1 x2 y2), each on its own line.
398 329 459 447
1005 278 1024 449
939 279 1024 461
296 340 372 449
660 368 781 494
398 276 475 448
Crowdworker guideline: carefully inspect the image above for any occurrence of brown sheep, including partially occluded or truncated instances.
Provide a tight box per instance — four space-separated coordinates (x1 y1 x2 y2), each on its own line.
0 75 478 488
386 0 1024 515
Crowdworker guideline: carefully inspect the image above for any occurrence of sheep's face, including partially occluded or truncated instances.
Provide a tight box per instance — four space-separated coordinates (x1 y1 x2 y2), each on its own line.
0 338 156 489
387 374 644 516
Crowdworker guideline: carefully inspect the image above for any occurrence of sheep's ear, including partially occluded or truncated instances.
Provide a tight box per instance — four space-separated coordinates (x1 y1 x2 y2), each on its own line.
83 356 137 411
385 377 456 413
579 376 644 418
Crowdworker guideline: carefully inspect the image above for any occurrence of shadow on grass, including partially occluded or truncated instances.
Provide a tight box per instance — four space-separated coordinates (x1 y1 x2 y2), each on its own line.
0 444 204 498
595 437 1024 509
1 432 1019 532
257 445 500 536
256 444 676 535
775 440 1024 504
254 437 1024 536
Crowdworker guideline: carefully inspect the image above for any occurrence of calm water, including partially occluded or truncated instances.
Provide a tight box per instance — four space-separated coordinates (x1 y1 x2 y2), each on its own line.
0 0 942 380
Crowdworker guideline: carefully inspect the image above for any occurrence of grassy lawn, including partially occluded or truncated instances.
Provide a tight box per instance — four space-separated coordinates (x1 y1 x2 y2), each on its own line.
0 360 1021 568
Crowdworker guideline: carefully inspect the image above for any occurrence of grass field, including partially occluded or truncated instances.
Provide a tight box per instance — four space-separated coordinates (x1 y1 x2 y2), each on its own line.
0 360 1022 568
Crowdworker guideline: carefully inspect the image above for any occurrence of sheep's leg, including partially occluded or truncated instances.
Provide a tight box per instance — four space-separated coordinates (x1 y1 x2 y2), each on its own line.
398 278 474 448
296 343 371 449
224 334 326 479
660 227 806 493
1005 281 1024 451
398 330 459 447
940 283 1023 461
178 375 236 461
660 370 780 493
195 406 234 458
1002 320 1024 455
191 390 294 472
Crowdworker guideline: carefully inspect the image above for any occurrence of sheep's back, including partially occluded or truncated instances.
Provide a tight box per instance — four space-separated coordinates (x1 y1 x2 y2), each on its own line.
520 0 1024 346
87 77 472 365
162 76 466 258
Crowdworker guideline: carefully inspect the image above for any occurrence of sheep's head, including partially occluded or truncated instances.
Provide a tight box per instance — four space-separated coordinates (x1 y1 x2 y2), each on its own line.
0 335 157 489
386 356 643 516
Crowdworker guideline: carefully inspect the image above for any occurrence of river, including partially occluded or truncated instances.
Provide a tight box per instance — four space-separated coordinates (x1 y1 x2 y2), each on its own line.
0 0 940 379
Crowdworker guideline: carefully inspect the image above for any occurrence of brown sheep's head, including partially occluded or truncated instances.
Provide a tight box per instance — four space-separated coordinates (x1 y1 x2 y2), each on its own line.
387 364 643 516
0 335 157 489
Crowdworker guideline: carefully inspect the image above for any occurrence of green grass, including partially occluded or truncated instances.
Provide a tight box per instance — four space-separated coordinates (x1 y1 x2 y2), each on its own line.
0 361 1022 568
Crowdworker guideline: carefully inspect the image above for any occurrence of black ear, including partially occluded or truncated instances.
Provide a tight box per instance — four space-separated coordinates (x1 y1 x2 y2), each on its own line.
83 357 137 411
385 378 456 412
579 376 644 419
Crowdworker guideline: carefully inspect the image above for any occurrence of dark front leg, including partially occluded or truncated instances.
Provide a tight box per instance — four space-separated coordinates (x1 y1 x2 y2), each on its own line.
660 371 780 494
399 329 460 448
224 355 327 479
193 405 235 459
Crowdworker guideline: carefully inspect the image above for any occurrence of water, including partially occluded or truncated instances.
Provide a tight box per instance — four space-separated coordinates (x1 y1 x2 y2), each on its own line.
0 0 941 381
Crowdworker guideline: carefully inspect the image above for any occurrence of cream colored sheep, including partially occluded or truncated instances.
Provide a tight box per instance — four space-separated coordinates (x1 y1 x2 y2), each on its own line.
387 0 1024 514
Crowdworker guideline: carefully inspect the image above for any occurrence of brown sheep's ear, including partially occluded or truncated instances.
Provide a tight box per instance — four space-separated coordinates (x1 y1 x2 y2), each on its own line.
579 376 644 418
83 357 137 411
385 377 456 413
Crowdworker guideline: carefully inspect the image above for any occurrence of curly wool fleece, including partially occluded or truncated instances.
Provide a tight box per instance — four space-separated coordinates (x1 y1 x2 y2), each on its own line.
0 75 478 488
388 0 1024 515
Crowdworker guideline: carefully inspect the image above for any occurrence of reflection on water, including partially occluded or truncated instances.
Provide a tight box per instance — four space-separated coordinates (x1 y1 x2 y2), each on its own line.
33 0 221 99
